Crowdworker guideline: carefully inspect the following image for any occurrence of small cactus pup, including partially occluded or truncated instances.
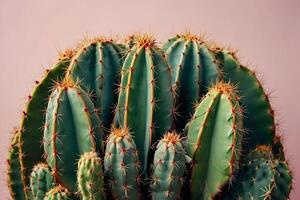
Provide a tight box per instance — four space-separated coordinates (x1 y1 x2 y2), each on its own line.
116 34 174 173
30 163 55 200
222 146 293 200
186 82 244 200
7 129 27 200
104 127 140 200
44 185 71 200
18 49 74 192
66 37 127 132
213 48 275 151
43 79 103 191
151 132 186 200
163 32 220 131
77 152 105 200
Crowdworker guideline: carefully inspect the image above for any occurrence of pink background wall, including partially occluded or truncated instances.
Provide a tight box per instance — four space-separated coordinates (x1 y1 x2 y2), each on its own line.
1 0 299 198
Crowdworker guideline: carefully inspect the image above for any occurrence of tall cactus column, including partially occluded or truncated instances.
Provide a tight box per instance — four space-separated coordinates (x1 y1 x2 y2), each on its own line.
163 33 220 131
67 37 126 132
186 82 244 200
43 80 103 191
17 50 74 194
116 35 174 173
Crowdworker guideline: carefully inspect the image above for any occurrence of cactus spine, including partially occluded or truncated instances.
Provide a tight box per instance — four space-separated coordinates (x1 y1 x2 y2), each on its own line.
151 132 186 200
186 82 244 199
67 38 126 132
44 185 70 200
77 152 105 200
104 128 140 200
43 80 103 191
29 163 55 200
163 33 220 131
7 130 27 200
116 35 174 172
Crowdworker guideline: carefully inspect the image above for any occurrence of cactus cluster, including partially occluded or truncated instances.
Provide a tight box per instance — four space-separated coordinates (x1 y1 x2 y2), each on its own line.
7 32 292 200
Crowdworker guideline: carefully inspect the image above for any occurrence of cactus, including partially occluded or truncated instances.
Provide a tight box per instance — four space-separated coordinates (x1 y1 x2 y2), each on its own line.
66 37 126 132
115 35 174 173
7 129 27 200
43 79 103 191
163 33 220 131
104 128 140 200
186 82 244 199
6 33 293 200
77 152 105 200
151 132 186 200
214 49 275 151
17 49 74 193
44 185 71 200
30 163 55 200
221 146 292 200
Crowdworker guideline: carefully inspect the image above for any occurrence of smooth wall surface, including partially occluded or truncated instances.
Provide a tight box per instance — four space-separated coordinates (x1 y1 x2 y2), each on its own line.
1 0 299 198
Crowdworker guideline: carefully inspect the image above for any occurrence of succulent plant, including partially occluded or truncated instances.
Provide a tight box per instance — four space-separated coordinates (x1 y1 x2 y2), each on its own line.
163 33 220 131
151 132 186 200
115 35 174 173
104 128 140 200
43 79 103 191
66 38 126 132
219 146 292 200
186 82 244 199
29 163 55 200
6 33 292 200
77 152 104 200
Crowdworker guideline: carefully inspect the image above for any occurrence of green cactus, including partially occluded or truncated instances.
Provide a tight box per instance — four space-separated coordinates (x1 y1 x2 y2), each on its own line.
18 49 74 193
30 163 55 200
151 132 186 200
186 82 244 200
214 49 275 151
7 129 27 200
77 152 105 200
66 37 126 132
221 146 292 200
116 35 174 173
104 128 140 200
43 80 103 191
6 33 293 200
163 33 220 131
44 185 71 200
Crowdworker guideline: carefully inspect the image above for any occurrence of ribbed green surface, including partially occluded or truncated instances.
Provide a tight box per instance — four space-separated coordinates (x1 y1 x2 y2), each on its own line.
68 39 126 132
187 83 243 200
30 163 54 200
116 41 173 172
151 133 186 200
223 150 292 200
163 35 220 131
7 130 27 200
77 152 104 200
44 186 71 200
215 50 275 151
104 129 140 200
43 83 102 191
19 51 73 190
